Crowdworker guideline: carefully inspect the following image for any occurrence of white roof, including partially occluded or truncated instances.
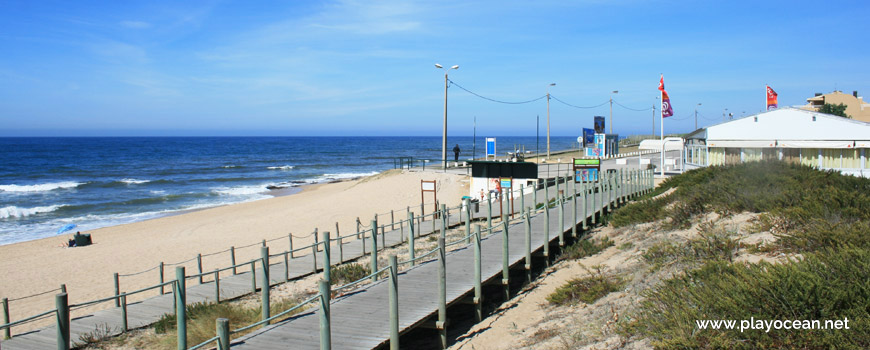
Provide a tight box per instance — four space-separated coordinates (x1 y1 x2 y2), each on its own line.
706 108 870 141
639 137 684 151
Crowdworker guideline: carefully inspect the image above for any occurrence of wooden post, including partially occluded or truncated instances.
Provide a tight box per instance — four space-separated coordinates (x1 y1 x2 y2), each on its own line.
319 279 331 350
544 176 549 209
312 242 318 274
356 217 361 239
520 184 525 216
525 209 533 282
175 267 187 350
60 284 66 293
570 179 577 239
314 228 320 252
391 210 395 230
2 297 10 339
533 180 538 209
261 246 270 324
440 203 447 240
283 252 290 282
159 262 166 295
289 233 294 258
464 197 471 244
592 180 599 225
251 261 257 294
371 221 378 282
214 269 221 303
555 175 560 204
486 191 492 232
56 293 70 350
231 246 237 275
322 232 331 285
437 236 447 349
197 253 203 284
408 212 416 267
389 255 399 350
474 225 483 322
121 294 128 332
501 219 510 301
338 235 343 264
217 318 230 350
113 272 120 307
557 194 564 256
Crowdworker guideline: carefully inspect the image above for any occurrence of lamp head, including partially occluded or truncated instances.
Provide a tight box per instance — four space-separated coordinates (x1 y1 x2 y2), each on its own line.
434 63 443 69
612 90 619 94
450 65 459 70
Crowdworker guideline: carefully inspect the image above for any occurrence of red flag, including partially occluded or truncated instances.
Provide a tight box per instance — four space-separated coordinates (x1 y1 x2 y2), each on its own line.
661 90 674 118
658 75 665 91
766 85 778 110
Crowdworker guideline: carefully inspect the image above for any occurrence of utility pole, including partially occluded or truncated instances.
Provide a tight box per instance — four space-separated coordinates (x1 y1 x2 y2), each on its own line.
609 90 618 134
695 103 702 130
435 63 459 171
546 83 555 159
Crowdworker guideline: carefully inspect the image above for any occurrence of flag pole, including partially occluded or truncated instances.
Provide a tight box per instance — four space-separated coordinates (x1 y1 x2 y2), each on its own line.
660 88 664 177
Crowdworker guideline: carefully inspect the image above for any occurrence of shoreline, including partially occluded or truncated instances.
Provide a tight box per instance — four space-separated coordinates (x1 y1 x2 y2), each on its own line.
0 169 469 334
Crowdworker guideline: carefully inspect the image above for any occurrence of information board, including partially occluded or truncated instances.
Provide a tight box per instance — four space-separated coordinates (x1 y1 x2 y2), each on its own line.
573 158 601 182
499 177 512 189
486 138 496 159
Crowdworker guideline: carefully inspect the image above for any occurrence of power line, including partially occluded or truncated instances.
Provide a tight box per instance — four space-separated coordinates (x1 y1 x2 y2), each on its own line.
613 100 654 112
549 95 609 109
447 79 546 104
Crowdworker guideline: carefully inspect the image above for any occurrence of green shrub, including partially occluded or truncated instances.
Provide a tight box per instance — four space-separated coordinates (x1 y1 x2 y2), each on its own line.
560 236 614 261
547 272 626 306
626 248 870 349
330 263 372 286
641 222 738 271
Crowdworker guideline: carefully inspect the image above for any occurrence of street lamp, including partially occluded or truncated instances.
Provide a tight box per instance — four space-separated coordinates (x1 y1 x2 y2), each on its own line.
436 63 459 170
546 83 555 159
722 108 728 122
609 90 618 134
694 103 702 130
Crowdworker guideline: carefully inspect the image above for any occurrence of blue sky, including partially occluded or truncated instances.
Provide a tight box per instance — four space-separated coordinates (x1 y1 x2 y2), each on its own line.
1 0 868 137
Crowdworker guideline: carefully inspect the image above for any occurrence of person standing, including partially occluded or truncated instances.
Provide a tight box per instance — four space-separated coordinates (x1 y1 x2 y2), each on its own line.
453 144 461 162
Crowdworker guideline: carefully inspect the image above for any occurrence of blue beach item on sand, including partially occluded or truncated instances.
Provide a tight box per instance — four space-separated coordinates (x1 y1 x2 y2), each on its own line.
56 224 76 235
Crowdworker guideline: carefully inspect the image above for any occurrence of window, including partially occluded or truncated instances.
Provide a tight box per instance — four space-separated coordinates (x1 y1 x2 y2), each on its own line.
801 148 819 167
821 149 842 168
744 148 763 162
842 149 860 169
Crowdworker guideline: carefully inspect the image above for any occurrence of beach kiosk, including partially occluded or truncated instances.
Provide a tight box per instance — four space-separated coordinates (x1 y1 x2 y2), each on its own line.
469 160 538 197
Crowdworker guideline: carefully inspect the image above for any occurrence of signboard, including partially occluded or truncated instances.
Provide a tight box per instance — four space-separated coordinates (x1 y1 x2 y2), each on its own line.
499 177 512 188
582 128 595 146
573 158 601 182
421 181 435 191
486 138 496 159
421 180 437 217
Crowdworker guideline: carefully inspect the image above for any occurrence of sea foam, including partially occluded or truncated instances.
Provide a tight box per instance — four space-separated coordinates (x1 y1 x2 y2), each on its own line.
0 182 83 193
0 205 64 219
120 178 150 185
267 165 295 170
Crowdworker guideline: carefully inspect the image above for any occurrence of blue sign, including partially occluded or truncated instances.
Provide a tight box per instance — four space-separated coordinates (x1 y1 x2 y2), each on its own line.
486 138 496 157
582 128 595 146
575 169 599 182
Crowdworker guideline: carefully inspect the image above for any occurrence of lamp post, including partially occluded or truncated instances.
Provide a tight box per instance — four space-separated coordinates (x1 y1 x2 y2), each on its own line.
722 108 728 122
436 63 459 170
546 83 555 159
609 90 618 134
694 103 702 130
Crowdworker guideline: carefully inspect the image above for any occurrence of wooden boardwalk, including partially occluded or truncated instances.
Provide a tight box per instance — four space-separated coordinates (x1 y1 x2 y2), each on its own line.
1 202 470 349
231 180 630 349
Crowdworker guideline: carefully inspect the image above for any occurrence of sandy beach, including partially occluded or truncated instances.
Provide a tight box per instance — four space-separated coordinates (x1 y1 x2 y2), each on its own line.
0 169 469 333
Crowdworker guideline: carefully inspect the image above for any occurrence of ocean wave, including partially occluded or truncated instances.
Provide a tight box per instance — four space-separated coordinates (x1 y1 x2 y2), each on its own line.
213 185 268 196
120 178 150 185
222 165 240 169
0 205 65 219
0 181 84 193
319 172 379 181
267 165 295 170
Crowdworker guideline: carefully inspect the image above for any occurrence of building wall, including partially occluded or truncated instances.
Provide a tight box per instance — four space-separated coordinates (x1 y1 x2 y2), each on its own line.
702 146 869 177
801 91 870 122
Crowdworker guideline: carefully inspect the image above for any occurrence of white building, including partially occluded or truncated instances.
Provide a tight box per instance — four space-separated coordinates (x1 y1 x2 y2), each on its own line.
684 108 870 178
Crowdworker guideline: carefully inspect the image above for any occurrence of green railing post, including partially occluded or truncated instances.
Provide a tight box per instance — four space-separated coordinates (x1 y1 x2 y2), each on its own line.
464 197 471 244
389 255 399 350
121 294 128 332
555 175 560 203
544 177 549 209
370 221 378 282
175 267 187 350
486 191 492 232
570 178 577 239
437 236 447 350
337 235 343 264
593 179 599 225
520 184 525 216
408 212 416 267
322 231 331 285
312 239 318 274
214 269 221 303
557 194 564 254
582 182 588 230
231 246 237 275
391 210 395 230
501 219 510 301
56 292 69 350
473 224 483 322
356 217 361 239
314 228 320 252
261 246 271 324
289 233 294 258
284 252 290 282
440 203 447 240
251 261 257 294
217 318 230 350
159 262 165 295
60 283 66 293
525 208 533 281
2 297 10 339
113 272 120 307
319 279 331 350
197 253 203 284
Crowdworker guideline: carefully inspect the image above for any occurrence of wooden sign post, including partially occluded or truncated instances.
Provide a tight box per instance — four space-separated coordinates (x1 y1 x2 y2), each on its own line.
421 180 437 218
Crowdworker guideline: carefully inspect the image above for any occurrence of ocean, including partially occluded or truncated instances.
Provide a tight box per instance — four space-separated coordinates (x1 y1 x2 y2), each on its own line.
0 136 580 245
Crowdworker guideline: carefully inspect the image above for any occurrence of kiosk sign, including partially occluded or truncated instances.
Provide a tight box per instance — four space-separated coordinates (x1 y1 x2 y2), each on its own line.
573 158 601 182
